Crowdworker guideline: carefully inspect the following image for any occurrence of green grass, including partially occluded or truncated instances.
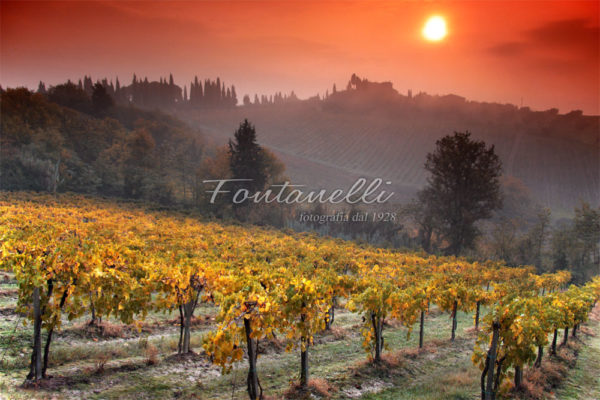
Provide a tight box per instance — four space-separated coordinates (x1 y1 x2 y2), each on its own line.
554 315 600 400
0 301 481 400
0 295 598 400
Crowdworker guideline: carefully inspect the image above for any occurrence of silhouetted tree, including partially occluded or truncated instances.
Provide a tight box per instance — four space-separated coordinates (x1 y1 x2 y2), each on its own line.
92 83 114 115
231 86 238 105
228 119 267 209
419 131 502 255
37 81 47 95
47 82 91 114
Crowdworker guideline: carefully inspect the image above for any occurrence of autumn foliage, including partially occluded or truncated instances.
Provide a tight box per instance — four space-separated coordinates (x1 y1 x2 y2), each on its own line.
1 192 598 399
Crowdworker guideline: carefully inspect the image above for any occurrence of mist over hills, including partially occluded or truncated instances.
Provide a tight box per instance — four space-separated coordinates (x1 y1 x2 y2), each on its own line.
4 73 598 217
176 75 599 216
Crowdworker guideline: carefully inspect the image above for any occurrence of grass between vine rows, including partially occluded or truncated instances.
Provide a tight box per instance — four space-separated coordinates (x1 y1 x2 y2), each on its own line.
0 272 598 400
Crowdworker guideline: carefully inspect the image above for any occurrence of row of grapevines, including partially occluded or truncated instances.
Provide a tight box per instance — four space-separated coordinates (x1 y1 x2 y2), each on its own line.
1 192 597 400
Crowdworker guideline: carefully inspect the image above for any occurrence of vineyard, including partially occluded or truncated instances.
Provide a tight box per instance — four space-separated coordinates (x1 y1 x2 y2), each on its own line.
182 103 600 214
0 192 599 400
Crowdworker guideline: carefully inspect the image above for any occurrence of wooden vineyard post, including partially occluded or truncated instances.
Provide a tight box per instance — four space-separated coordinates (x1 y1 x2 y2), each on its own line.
419 309 425 348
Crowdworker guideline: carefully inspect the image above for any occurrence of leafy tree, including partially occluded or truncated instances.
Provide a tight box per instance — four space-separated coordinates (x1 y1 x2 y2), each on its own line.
487 208 551 271
127 128 155 166
518 208 551 270
574 202 600 272
123 128 156 199
569 202 600 282
488 217 519 265
196 146 232 214
413 190 439 253
551 226 572 272
419 131 502 255
550 203 599 283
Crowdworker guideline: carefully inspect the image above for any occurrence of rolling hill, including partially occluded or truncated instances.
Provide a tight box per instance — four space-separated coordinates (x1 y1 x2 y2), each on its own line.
178 79 599 216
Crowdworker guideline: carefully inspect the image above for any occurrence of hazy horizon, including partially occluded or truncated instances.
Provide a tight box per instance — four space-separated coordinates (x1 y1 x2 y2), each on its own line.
1 1 599 114
5 71 600 117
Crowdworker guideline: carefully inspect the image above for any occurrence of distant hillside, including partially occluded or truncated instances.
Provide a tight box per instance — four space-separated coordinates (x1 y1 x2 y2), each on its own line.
1 87 204 202
179 76 599 216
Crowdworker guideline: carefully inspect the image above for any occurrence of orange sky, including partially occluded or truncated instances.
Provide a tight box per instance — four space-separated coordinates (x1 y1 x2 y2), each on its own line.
1 1 599 114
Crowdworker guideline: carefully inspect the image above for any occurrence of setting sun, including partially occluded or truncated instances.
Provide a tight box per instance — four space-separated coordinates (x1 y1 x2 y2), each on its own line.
422 16 447 41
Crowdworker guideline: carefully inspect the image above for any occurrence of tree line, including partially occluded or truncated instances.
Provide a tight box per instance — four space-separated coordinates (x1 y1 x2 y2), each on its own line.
37 74 237 109
35 74 303 111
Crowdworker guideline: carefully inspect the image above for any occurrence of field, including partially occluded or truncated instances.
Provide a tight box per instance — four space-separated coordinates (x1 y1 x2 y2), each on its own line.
179 102 599 215
1 274 598 400
0 193 599 400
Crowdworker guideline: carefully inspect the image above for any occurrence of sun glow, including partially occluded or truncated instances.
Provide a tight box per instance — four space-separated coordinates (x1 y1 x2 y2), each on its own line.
422 16 447 41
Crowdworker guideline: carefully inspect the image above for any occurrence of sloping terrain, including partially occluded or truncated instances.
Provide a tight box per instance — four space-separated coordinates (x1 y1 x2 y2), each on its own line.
180 89 599 215
2 274 598 400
